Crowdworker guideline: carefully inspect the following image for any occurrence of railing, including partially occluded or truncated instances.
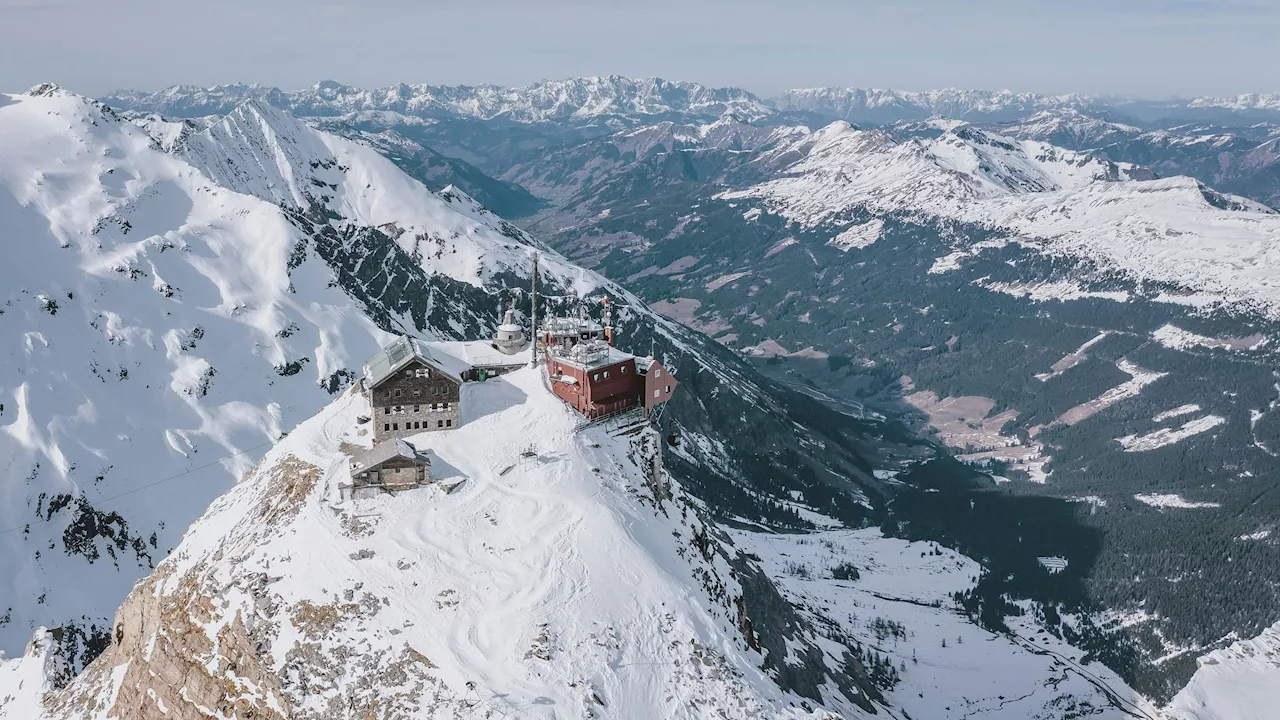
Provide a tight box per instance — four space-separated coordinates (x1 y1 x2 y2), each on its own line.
574 406 645 433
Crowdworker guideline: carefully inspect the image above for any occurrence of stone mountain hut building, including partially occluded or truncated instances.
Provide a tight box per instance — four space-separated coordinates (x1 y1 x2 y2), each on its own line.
363 337 462 442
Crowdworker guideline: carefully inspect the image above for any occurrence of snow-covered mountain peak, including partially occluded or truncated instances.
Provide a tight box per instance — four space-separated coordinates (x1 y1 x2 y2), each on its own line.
742 120 1136 221
0 84 602 670
170 97 546 287
983 108 1146 150
25 82 69 99
8 370 862 719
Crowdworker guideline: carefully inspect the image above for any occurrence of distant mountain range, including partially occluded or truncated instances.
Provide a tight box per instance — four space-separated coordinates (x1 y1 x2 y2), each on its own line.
103 76 1280 125
6 76 1280 717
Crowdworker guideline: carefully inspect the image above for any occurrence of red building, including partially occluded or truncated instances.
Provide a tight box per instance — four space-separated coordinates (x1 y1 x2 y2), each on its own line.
540 317 677 420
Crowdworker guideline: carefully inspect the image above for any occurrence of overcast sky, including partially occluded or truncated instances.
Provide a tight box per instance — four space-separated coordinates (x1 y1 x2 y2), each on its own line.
2 0 1277 98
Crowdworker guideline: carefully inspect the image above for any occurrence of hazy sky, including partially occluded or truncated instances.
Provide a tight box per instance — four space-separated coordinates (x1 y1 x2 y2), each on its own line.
2 0 1277 98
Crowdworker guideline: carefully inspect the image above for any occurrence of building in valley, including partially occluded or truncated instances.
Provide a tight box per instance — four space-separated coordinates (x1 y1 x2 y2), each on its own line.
363 337 463 441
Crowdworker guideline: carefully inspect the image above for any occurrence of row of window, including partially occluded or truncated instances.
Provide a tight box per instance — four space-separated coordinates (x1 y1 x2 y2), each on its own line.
384 386 453 399
590 365 632 382
382 403 451 414
384 419 452 432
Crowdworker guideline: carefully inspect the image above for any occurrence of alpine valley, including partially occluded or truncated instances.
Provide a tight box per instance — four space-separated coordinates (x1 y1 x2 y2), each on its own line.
0 75 1277 719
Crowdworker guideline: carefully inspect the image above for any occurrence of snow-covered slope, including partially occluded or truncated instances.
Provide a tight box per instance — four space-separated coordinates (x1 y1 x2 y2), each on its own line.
2 369 877 719
723 121 1280 317
0 83 592 668
991 108 1144 149
0 83 920 699
1162 619 1280 720
3 367 1167 718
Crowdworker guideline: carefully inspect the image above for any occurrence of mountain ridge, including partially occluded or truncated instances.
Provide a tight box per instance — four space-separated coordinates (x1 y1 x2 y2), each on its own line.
101 77 1280 126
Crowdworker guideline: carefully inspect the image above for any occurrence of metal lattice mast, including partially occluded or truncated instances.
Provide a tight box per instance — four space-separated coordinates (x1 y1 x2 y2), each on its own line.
529 252 539 367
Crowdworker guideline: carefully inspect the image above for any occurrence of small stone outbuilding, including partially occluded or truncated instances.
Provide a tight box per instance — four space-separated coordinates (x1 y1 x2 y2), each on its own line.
346 439 431 498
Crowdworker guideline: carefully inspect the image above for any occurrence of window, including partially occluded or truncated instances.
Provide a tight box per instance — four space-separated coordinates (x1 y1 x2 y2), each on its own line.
414 405 420 412
443 402 450 410
392 423 399 431
621 366 627 374
405 370 413 378
415 368 430 378
446 419 452 427
593 374 599 382
413 389 420 397
603 371 609 379
437 420 443 428
654 389 660 398
665 385 671 393
384 423 390 432
394 388 403 398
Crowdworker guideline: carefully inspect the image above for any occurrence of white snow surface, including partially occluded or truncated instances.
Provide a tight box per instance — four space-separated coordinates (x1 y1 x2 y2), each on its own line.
730 529 1151 719
1164 620 1280 720
1117 416 1226 452
722 121 1280 317
2 370 846 719
1133 494 1222 510
1153 405 1202 422
827 219 883 251
0 84 592 659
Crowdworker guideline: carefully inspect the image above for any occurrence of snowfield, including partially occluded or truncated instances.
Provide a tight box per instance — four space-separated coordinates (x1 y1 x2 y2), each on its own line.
1117 415 1226 452
1163 620 1280 720
2 369 854 719
1133 494 1222 510
0 84 590 665
723 121 1280 318
729 530 1153 719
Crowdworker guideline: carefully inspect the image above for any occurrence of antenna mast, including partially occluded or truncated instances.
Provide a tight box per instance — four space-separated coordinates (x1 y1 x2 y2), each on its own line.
529 252 539 367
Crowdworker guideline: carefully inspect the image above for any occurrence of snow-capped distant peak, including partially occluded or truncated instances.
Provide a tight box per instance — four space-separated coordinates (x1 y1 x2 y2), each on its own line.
169 96 544 286
105 76 776 124
722 119 1280 318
